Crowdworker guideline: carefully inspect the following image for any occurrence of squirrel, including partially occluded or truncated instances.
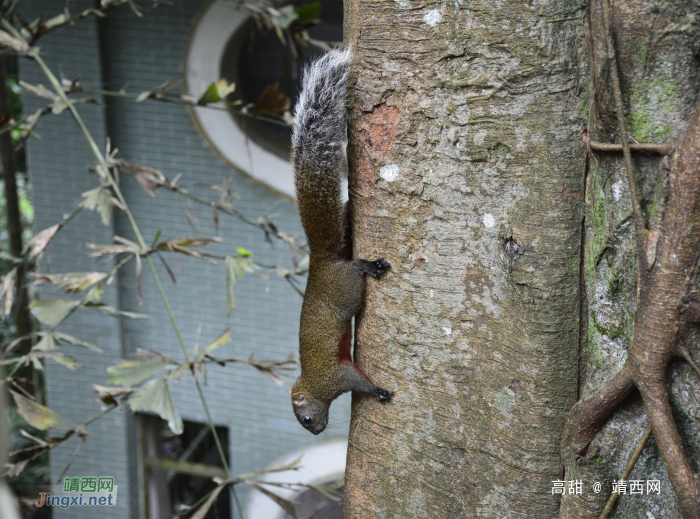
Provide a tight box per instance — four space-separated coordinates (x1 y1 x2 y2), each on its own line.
289 48 393 435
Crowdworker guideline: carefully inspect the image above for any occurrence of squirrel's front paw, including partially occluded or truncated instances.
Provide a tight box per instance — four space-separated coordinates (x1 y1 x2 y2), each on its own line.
371 258 391 277
375 387 393 402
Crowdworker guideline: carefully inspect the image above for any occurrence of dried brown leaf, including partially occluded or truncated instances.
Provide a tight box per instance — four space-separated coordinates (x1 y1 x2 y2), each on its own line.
32 272 108 293
0 267 17 318
254 83 291 117
92 384 133 406
24 224 60 260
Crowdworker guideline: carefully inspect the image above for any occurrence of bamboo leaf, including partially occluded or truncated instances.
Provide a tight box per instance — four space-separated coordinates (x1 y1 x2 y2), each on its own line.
194 331 230 362
32 333 58 351
0 30 30 53
29 299 80 328
247 482 298 518
92 384 133 406
225 256 259 316
54 332 103 353
107 360 172 386
86 243 134 257
191 484 227 519
272 4 299 30
155 236 220 262
294 2 322 22
128 376 183 434
84 302 148 319
0 267 17 318
32 272 108 293
24 224 60 260
40 352 81 370
80 187 113 226
10 390 74 430
197 79 235 106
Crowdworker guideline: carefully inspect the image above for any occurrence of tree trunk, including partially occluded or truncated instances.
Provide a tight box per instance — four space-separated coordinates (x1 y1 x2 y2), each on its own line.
558 0 700 516
343 0 586 516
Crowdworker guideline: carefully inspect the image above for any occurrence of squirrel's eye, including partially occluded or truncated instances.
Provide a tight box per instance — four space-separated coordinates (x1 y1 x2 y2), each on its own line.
303 416 312 425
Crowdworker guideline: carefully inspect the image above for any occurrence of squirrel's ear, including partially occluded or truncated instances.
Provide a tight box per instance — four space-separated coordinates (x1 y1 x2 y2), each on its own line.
291 392 306 407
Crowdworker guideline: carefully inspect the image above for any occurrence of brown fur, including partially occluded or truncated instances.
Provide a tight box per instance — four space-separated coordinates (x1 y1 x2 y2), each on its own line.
289 49 392 435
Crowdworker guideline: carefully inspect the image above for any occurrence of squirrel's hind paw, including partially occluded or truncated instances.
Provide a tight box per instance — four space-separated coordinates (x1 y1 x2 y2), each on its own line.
375 387 393 402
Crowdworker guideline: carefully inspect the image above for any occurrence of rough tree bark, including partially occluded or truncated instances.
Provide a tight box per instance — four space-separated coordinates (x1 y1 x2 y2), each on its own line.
559 0 700 517
343 0 586 516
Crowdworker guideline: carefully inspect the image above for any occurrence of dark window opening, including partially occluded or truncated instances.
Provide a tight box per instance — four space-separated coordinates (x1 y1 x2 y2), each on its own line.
220 0 344 160
140 414 230 519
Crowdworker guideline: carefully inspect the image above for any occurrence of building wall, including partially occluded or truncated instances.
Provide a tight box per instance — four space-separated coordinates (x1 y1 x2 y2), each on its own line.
20 1 350 518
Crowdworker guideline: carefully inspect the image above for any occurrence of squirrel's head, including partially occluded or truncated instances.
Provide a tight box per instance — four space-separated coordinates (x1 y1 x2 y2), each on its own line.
291 390 328 435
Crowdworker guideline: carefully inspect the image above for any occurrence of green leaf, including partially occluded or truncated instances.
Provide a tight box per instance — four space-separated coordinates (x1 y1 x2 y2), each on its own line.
40 352 81 371
194 331 230 362
54 332 103 353
85 283 104 302
197 79 235 106
128 376 183 434
29 299 81 328
273 4 299 29
236 246 253 257
32 334 58 351
107 360 172 386
84 302 148 319
10 390 74 430
43 13 69 30
80 187 113 226
33 272 108 293
225 256 259 316
294 2 322 22
197 82 219 105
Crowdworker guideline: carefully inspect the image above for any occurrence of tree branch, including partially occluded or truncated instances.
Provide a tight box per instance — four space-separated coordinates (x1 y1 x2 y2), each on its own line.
599 422 653 519
601 0 647 262
576 363 635 452
582 132 674 155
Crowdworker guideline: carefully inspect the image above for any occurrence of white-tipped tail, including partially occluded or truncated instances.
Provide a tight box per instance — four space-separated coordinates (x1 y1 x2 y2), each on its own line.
292 48 352 255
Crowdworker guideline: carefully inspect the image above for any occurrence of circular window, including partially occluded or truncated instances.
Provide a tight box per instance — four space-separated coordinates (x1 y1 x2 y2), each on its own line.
185 1 343 199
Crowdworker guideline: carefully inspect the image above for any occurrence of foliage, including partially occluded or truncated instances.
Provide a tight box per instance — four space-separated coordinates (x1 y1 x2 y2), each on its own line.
0 1 338 517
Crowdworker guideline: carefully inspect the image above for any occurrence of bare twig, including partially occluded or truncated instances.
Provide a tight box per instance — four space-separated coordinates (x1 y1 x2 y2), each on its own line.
78 88 290 127
601 0 646 261
53 435 88 485
599 422 653 519
679 347 700 380
582 133 674 155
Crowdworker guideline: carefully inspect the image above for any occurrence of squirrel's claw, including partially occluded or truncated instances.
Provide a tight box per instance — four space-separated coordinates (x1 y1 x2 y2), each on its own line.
375 387 393 401
368 258 391 278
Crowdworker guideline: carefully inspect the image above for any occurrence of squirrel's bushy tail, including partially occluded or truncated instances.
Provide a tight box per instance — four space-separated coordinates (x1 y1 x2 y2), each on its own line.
292 47 351 256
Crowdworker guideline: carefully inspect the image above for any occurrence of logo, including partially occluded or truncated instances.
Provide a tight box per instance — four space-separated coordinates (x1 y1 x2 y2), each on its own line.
33 477 118 509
